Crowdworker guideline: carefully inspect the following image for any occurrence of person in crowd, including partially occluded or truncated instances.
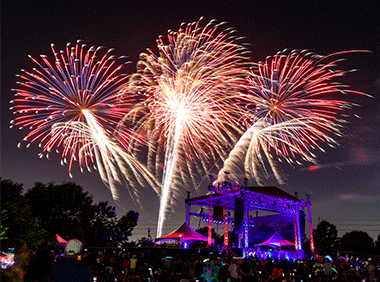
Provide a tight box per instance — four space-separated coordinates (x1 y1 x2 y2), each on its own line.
24 248 54 282
240 258 253 282
200 258 219 282
322 257 333 281
228 258 240 282
0 238 29 282
272 263 283 282
129 253 138 276
173 255 183 276
122 253 130 277
52 239 93 282
367 259 376 280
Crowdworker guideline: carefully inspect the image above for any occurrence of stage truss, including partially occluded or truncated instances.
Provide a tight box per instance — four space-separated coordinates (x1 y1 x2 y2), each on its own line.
185 178 314 258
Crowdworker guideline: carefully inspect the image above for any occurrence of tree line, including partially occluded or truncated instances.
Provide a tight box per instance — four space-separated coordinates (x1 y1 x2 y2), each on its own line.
311 219 380 257
1 177 380 256
0 178 138 250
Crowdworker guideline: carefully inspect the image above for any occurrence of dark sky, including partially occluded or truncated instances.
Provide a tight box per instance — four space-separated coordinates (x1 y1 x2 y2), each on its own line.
1 0 380 240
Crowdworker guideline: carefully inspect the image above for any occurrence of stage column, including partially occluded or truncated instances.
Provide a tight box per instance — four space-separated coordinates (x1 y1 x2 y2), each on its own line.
224 206 229 249
207 179 214 247
208 206 213 247
294 215 299 251
295 209 302 253
243 199 249 257
186 203 190 224
306 195 315 257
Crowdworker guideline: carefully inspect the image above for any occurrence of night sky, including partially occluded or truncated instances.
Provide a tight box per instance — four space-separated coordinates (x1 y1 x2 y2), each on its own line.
1 1 380 241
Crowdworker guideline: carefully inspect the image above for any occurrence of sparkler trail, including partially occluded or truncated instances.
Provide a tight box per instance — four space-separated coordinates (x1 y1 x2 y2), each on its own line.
127 18 251 237
216 49 371 184
10 40 158 203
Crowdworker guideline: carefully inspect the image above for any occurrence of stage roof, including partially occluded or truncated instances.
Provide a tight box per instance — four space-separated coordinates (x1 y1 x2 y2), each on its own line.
186 185 298 203
185 184 306 215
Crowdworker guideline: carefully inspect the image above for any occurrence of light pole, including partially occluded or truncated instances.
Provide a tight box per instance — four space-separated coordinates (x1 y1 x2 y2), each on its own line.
147 228 151 244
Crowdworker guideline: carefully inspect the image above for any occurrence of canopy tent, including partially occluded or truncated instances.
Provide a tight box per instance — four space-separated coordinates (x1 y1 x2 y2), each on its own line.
55 234 68 246
155 222 214 248
255 231 295 247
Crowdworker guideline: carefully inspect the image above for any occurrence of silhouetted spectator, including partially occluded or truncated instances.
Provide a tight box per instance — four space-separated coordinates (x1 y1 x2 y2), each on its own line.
0 239 29 282
24 248 54 282
52 239 92 282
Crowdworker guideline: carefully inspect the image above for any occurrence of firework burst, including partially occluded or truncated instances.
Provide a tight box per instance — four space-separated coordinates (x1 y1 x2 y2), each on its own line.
127 18 251 237
216 49 371 184
10 40 158 202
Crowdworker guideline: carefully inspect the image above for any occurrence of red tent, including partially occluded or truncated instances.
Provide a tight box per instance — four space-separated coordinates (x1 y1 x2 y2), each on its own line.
56 234 68 245
256 231 294 247
155 222 214 247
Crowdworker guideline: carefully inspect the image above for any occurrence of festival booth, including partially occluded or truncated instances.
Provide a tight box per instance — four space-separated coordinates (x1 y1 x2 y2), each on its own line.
155 221 214 249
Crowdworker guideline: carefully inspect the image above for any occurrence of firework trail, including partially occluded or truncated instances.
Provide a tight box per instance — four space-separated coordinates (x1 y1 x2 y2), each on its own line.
216 117 337 185
216 49 371 184
10 40 158 203
127 18 251 237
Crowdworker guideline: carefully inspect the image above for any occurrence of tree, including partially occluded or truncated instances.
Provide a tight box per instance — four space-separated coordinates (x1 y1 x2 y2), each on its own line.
1 178 24 203
313 220 338 255
87 201 118 247
0 209 9 240
375 234 380 255
338 230 375 255
85 202 139 247
2 178 139 248
25 181 95 241
0 178 47 249
115 210 139 247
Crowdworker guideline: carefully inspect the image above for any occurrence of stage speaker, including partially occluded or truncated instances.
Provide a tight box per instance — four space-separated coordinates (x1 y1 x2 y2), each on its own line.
213 206 224 221
234 198 244 234
298 210 306 250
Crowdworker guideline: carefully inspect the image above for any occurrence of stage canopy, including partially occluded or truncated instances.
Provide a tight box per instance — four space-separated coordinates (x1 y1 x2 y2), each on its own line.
256 231 295 247
155 222 214 246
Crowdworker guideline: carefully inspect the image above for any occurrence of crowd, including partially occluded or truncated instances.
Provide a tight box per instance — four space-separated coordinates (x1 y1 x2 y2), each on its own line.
1 238 379 282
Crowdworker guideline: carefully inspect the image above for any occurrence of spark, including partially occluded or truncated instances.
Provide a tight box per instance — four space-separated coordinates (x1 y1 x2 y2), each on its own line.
127 18 251 237
216 49 371 184
11 40 158 203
